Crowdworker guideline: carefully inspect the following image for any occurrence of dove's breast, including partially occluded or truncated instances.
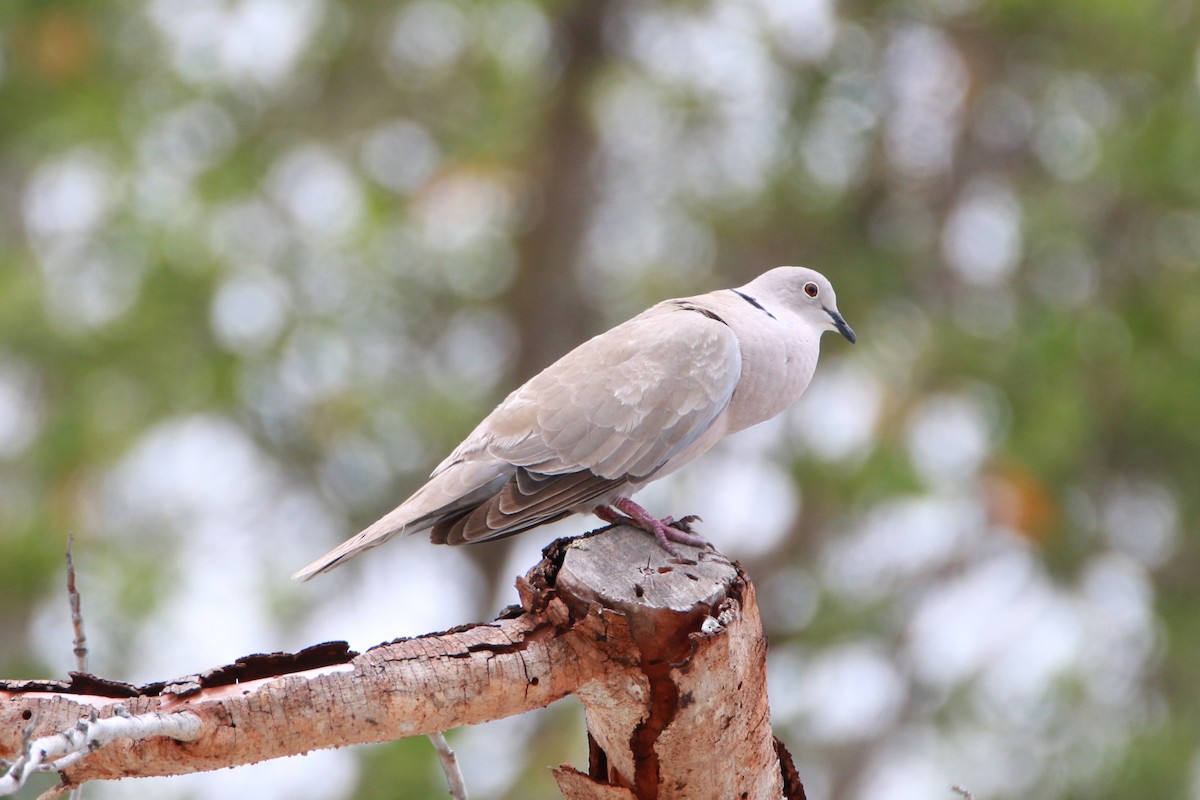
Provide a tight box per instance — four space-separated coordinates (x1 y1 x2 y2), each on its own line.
630 292 821 486
715 294 822 434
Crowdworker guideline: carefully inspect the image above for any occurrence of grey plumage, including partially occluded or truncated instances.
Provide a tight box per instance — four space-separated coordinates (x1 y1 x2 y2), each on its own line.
294 266 854 580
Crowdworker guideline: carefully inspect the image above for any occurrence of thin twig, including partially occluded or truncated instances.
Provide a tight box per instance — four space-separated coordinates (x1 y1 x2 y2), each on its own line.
427 732 468 800
65 535 89 800
951 786 976 800
65 534 88 674
35 784 72 800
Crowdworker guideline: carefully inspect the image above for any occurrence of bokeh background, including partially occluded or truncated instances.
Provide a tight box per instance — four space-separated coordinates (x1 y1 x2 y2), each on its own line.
2 0 1199 798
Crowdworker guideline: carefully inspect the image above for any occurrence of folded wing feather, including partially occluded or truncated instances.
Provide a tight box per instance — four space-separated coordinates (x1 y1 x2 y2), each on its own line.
293 307 741 579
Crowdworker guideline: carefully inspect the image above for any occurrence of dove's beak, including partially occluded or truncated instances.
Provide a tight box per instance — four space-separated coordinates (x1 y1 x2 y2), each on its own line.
825 308 856 344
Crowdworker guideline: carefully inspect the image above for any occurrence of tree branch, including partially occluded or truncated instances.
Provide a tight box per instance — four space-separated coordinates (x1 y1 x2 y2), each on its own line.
0 527 799 799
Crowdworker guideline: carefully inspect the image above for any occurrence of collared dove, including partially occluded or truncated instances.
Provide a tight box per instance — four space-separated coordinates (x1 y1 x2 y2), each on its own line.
294 266 854 580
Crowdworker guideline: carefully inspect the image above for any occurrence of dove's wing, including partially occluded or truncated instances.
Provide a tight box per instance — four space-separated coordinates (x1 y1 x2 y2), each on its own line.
428 305 743 543
293 304 743 578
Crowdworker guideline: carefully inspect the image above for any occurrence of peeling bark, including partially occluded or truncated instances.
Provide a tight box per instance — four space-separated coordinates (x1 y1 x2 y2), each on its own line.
0 527 798 799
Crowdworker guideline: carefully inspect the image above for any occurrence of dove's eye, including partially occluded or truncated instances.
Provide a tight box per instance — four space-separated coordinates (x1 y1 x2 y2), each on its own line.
804 282 819 298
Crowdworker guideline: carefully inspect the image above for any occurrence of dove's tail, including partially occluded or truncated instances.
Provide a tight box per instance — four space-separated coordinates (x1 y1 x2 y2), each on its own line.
292 461 513 580
291 490 445 581
291 513 432 581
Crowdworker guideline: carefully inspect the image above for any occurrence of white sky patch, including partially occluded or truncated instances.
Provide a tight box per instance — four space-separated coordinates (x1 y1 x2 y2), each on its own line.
267 145 365 239
975 587 1082 703
782 640 907 741
426 308 518 401
1099 479 1179 568
360 119 441 196
764 645 809 721
210 270 292 354
207 199 292 268
0 359 43 459
130 164 201 226
23 148 115 242
590 75 680 175
604 0 790 210
36 239 148 332
629 2 762 102
386 0 469 76
753 0 837 63
1079 554 1157 704
317 434 396 513
278 324 355 406
883 25 967 181
131 101 236 226
801 90 877 192
478 0 553 78
941 177 1023 286
852 730 952 800
821 494 980 602
757 566 821 634
36 416 345 682
146 0 323 88
791 360 883 463
905 548 1080 694
453 713 544 799
906 393 992 488
97 415 278 539
580 202 717 305
889 542 1158 790
683 455 798 557
34 409 441 800
85 749 355 800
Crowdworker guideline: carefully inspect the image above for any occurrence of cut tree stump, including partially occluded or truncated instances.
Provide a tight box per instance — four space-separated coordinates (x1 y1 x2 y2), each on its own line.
0 526 801 800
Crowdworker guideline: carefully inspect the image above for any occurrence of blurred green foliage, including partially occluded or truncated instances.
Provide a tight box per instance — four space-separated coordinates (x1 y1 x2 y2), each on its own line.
1 0 1199 798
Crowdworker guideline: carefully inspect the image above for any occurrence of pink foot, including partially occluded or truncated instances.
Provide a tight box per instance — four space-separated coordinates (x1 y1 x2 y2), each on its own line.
593 504 636 528
591 498 710 556
661 514 703 534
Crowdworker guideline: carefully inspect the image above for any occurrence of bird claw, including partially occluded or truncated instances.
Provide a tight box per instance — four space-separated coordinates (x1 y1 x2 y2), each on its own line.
663 514 703 534
596 501 712 554
659 522 711 551
612 499 710 553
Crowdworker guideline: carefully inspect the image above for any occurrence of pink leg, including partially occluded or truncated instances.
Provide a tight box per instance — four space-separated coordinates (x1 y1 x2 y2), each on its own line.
607 497 709 555
593 504 636 527
593 504 637 528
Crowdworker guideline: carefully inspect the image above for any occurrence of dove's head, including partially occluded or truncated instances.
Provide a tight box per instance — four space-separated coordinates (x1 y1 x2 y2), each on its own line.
748 267 856 344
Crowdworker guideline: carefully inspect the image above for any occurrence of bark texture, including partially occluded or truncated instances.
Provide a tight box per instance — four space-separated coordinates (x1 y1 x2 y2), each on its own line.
0 527 797 799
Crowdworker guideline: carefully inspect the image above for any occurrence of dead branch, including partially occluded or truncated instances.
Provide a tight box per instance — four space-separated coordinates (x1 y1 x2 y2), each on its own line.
427 731 467 800
0 527 799 799
65 534 87 674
